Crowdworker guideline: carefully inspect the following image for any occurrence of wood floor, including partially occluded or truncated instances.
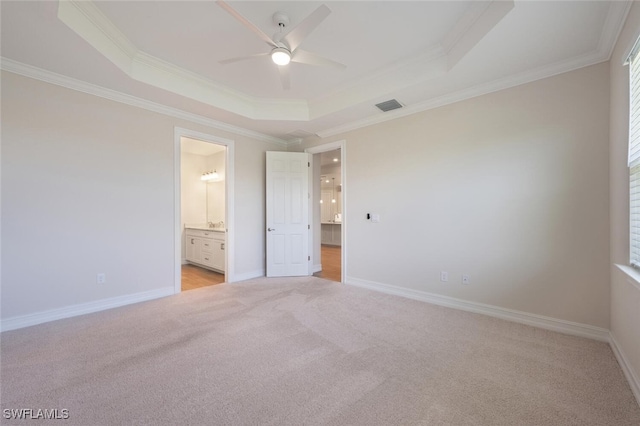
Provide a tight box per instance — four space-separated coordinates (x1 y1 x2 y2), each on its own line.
313 244 341 282
181 264 225 291
184 245 340 290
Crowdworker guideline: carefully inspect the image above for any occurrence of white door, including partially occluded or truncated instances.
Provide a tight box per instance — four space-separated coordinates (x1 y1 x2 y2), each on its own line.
266 151 311 277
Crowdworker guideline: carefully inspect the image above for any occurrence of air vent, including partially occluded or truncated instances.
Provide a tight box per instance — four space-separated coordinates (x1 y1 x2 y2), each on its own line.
375 99 403 112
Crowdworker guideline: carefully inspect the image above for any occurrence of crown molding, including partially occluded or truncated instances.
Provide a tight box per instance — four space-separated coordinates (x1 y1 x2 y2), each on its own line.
307 1 513 121
599 0 633 61
131 51 309 121
57 0 513 125
58 0 310 122
443 0 514 70
308 53 448 120
316 48 609 139
58 0 137 74
7 1 628 146
441 1 492 54
0 58 288 146
315 1 629 139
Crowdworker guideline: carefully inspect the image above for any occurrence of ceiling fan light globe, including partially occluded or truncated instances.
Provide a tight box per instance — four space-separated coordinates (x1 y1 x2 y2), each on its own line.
271 48 291 66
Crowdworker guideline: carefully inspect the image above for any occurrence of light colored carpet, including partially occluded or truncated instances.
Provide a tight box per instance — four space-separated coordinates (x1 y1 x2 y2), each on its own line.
1 276 639 425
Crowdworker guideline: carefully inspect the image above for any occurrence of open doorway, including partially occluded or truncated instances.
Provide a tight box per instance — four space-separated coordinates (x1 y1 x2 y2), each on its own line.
174 127 235 294
306 141 346 283
180 137 226 291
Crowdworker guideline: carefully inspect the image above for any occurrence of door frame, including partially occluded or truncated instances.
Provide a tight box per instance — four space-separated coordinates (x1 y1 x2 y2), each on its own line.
305 140 346 282
174 127 235 293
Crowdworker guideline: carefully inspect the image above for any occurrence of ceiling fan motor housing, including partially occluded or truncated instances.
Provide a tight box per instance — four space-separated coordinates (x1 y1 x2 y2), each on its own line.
273 11 290 28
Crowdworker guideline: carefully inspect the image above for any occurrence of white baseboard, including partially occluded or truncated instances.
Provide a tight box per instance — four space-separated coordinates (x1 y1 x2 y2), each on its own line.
232 269 265 282
312 263 322 273
345 277 610 342
0 287 174 332
609 333 640 405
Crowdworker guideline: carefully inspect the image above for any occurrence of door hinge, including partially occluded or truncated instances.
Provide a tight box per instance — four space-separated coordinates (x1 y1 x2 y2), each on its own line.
308 162 310 167
308 256 311 261
308 224 310 229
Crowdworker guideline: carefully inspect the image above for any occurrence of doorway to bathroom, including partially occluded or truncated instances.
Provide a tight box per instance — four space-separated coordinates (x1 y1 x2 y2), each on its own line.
174 128 235 294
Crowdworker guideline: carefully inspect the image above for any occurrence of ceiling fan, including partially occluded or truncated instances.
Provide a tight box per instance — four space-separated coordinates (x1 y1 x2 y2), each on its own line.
216 0 346 90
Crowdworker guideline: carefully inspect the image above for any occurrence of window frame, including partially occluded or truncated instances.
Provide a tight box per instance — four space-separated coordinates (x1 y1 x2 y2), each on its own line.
628 36 640 268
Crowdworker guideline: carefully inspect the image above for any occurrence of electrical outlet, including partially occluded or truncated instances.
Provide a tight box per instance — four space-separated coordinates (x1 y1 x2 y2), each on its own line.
462 274 470 285
97 273 106 284
440 271 448 282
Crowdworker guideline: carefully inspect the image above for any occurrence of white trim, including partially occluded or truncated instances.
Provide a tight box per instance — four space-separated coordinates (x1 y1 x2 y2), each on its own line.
3 0 630 145
615 264 640 291
314 0 629 139
174 130 182 294
0 287 174 332
623 32 640 65
57 0 137 73
599 0 633 62
609 333 640 406
312 263 322 274
315 0 632 139
57 0 310 122
305 140 347 283
0 58 288 146
345 277 610 342
305 141 345 154
317 51 610 138
174 128 236 294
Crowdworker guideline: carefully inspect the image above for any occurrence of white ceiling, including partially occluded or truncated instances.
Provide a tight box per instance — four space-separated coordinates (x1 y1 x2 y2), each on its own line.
0 1 631 144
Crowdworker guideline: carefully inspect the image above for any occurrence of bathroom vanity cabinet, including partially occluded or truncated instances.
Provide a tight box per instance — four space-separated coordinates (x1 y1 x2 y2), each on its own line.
321 222 341 246
185 228 225 272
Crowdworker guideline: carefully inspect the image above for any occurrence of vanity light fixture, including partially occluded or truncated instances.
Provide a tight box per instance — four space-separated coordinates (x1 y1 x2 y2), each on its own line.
201 170 219 181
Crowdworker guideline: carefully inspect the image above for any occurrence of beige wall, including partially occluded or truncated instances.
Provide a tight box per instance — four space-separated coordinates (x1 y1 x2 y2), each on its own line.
206 151 226 225
181 152 208 263
1 71 284 321
181 152 208 226
299 62 611 328
609 2 640 396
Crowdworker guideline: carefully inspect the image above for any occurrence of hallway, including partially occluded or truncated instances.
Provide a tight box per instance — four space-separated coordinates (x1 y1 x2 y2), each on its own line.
313 245 341 282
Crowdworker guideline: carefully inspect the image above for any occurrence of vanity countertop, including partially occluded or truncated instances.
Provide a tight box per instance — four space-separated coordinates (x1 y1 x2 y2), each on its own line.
185 224 225 232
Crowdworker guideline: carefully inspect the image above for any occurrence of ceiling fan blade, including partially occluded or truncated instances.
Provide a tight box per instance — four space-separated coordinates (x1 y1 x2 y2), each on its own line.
217 0 277 48
219 52 270 65
282 4 331 52
278 65 291 90
291 49 346 70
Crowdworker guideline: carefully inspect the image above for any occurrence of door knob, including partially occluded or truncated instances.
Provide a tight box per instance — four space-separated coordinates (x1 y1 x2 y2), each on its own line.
268 228 276 232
